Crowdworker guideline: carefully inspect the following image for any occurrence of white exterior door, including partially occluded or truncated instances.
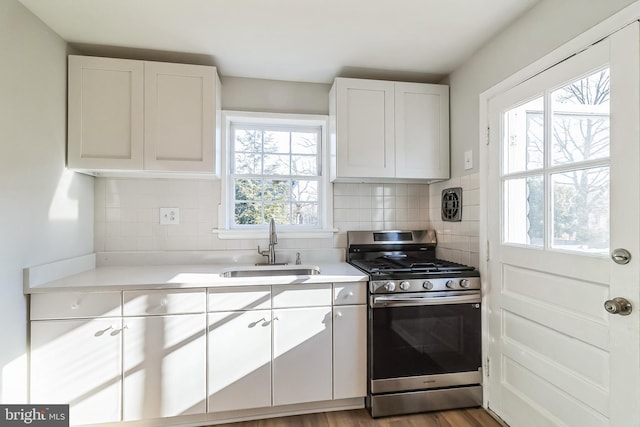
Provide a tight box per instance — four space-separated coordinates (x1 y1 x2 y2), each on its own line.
486 23 640 427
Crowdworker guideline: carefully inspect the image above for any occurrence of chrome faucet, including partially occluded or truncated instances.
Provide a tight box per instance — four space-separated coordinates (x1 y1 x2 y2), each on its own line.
258 217 278 264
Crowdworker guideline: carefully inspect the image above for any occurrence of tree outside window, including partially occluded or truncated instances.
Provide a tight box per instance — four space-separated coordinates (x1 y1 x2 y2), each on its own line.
231 124 321 228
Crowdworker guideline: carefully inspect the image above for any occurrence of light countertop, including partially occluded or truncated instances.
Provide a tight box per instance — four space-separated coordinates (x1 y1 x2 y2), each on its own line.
24 251 368 293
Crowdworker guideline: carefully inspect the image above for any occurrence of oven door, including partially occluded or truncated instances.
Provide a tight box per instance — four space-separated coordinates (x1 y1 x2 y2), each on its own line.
369 291 482 394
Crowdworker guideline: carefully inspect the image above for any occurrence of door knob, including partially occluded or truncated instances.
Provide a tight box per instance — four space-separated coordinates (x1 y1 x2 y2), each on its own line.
604 297 632 316
611 248 631 265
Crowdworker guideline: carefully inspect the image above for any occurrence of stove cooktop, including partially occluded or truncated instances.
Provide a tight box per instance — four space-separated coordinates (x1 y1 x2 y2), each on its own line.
346 230 479 280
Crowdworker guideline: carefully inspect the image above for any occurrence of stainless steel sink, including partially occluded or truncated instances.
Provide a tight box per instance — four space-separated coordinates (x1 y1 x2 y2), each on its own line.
220 265 321 278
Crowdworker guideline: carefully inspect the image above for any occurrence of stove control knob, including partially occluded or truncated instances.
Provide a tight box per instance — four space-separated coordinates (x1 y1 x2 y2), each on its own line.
446 280 457 289
385 282 396 292
460 279 470 288
422 281 434 290
399 281 410 291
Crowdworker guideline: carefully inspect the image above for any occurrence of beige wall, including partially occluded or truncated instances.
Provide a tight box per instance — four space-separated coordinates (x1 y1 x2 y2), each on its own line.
429 0 638 263
221 76 330 115
447 0 637 177
0 0 94 402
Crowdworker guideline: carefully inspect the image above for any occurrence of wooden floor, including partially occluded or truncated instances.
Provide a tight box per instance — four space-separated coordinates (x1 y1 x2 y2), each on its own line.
216 408 504 427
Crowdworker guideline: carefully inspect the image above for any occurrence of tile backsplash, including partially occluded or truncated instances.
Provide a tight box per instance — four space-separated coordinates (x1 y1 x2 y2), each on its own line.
428 173 480 268
332 183 431 247
94 175 480 266
94 179 433 253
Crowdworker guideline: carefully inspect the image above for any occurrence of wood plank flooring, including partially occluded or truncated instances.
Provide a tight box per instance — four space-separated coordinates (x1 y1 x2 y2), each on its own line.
216 408 504 427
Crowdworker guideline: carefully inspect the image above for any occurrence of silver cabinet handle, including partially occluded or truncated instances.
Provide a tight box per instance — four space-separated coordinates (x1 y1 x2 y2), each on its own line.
604 297 632 316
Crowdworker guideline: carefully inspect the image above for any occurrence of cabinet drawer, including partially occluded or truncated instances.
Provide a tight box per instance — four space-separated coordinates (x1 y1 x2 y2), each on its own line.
333 282 366 305
31 292 122 320
272 284 332 308
208 286 271 311
123 289 206 316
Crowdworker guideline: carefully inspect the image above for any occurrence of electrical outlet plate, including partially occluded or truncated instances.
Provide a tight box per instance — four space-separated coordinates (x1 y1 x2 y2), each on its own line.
160 207 180 225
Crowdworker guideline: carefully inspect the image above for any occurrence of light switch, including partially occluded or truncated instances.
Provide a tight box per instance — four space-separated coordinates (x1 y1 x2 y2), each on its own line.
464 150 473 170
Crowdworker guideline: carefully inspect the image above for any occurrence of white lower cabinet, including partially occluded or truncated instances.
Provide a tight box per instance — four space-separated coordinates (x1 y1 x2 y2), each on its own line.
122 314 207 421
30 282 366 426
121 289 207 420
30 318 122 425
272 306 333 405
30 292 123 426
208 309 272 412
333 305 367 399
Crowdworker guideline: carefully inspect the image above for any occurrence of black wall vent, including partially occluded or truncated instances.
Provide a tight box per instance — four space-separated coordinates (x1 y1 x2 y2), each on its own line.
441 187 462 222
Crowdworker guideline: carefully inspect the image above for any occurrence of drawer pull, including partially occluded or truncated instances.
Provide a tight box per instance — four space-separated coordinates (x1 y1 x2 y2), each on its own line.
248 317 266 328
70 297 83 310
94 325 112 337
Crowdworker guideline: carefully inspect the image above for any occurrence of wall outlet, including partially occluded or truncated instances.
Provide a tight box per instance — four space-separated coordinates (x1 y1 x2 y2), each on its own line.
464 150 473 170
160 207 180 225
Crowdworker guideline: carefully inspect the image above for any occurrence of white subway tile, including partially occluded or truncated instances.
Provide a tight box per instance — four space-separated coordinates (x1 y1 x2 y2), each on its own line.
383 197 396 210
395 184 408 196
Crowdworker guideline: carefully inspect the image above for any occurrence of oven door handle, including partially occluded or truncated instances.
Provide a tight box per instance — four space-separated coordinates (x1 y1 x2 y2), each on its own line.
371 292 481 308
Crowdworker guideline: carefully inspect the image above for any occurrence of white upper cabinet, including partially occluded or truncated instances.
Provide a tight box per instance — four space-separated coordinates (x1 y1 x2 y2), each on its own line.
395 82 449 180
68 56 144 171
144 61 217 172
67 55 220 175
331 78 395 179
329 77 449 182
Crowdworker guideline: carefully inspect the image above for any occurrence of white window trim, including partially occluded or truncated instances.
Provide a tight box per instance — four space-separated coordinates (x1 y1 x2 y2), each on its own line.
215 110 336 239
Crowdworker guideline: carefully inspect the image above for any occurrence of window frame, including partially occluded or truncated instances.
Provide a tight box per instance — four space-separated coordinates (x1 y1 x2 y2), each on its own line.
498 61 611 256
217 111 334 239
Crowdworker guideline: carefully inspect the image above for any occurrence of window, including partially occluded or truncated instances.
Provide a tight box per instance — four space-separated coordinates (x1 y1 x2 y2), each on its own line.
501 68 610 254
220 112 331 235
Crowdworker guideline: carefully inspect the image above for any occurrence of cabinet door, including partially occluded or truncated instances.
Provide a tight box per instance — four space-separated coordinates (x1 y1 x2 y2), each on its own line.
273 306 332 405
395 82 450 179
334 78 395 179
68 55 144 170
144 62 217 172
208 310 272 412
122 314 206 421
333 305 367 399
31 318 122 424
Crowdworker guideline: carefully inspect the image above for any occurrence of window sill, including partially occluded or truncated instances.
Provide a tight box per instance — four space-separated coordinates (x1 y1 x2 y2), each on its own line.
213 228 338 240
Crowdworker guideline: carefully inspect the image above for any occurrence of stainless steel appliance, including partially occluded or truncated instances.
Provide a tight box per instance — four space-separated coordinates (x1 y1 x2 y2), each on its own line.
347 230 482 418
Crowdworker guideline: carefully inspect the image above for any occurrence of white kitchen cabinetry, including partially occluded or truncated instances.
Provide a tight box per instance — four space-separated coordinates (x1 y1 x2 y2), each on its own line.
329 77 449 181
67 56 144 171
207 287 272 412
122 290 207 421
68 55 220 174
29 280 366 426
144 61 217 172
272 284 333 405
395 82 449 180
30 292 123 425
332 283 367 399
273 306 333 405
333 305 367 399
330 78 395 179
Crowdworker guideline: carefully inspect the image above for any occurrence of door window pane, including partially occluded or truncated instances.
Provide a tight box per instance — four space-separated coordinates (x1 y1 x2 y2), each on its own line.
551 167 609 253
503 97 544 174
551 69 610 165
504 176 543 247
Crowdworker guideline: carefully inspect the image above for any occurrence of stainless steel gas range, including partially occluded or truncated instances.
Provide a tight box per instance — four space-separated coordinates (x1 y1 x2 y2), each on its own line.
347 230 482 418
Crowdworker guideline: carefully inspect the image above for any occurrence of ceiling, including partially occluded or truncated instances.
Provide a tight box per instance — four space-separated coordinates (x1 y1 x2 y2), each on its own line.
19 0 539 84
